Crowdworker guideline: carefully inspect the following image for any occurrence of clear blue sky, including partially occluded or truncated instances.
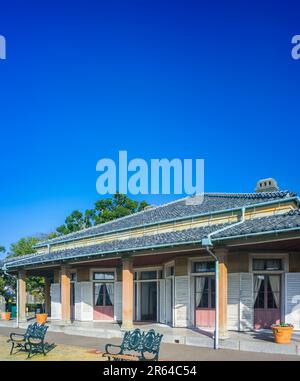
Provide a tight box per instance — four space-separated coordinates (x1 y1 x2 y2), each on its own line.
0 0 299 256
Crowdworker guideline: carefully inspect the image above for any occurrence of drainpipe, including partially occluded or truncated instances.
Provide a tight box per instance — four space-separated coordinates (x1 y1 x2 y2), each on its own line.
2 265 19 328
201 207 246 349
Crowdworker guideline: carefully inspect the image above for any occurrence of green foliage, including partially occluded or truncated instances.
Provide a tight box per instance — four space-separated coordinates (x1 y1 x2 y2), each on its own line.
0 246 5 253
56 193 148 235
10 237 39 257
0 272 16 302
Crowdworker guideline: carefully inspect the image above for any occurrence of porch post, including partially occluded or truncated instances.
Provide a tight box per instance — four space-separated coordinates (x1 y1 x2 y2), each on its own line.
18 270 27 323
60 265 71 323
121 257 134 330
215 248 229 339
44 278 51 315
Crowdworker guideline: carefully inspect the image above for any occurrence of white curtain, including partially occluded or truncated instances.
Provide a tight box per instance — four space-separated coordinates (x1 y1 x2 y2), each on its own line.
105 283 114 306
254 275 263 305
195 277 205 307
269 276 280 308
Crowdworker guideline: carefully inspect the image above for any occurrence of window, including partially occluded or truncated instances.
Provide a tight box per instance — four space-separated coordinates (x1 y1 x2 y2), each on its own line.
70 272 77 282
195 277 215 309
254 274 280 309
94 283 114 306
253 259 282 271
140 271 157 280
93 272 114 280
193 261 215 273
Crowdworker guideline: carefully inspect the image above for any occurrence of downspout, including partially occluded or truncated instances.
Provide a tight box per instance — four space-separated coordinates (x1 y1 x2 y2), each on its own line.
201 207 246 349
2 264 19 328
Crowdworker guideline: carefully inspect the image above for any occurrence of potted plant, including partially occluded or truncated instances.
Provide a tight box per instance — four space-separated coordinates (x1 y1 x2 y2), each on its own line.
36 305 48 325
271 322 294 344
1 311 11 321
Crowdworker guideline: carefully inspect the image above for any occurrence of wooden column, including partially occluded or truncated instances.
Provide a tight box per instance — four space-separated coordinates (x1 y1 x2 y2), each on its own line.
215 249 229 339
60 266 71 323
121 257 134 330
44 278 51 315
18 270 27 322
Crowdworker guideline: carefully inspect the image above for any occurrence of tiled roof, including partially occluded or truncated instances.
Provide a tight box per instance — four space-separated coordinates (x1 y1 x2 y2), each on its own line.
4 209 300 269
214 209 300 239
35 191 296 247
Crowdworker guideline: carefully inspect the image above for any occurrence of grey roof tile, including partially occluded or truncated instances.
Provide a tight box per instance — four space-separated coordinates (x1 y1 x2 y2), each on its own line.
4 209 300 269
35 191 296 247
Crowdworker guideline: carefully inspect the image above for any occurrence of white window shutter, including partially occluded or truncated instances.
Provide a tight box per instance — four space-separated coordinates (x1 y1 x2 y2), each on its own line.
114 281 122 322
81 282 93 321
174 276 190 327
159 279 166 323
227 273 240 330
285 273 300 329
50 283 61 320
239 273 253 331
74 282 82 321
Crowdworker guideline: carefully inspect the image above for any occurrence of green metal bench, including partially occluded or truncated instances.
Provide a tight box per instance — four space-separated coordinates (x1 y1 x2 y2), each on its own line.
103 328 163 361
8 322 49 358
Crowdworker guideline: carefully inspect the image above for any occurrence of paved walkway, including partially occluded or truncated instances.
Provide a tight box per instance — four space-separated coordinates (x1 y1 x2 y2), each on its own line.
2 320 300 356
0 327 299 361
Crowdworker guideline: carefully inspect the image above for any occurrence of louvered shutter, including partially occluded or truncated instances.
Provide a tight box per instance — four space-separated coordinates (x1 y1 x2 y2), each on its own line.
174 276 190 327
81 282 93 321
227 273 240 330
285 273 300 329
50 283 61 320
159 279 166 323
114 281 122 322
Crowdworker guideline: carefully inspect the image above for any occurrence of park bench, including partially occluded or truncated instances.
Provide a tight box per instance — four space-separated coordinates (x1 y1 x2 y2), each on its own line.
103 328 163 361
8 322 49 358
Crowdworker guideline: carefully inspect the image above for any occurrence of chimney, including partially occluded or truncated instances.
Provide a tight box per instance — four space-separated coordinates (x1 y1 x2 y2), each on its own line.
255 178 279 193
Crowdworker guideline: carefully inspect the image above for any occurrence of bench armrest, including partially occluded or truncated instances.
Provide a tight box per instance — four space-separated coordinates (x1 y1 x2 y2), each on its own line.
8 333 26 342
105 343 122 355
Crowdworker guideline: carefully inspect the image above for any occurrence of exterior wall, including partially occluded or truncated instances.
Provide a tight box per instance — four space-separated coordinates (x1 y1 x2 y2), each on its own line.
289 253 300 272
76 267 90 282
227 253 249 273
47 252 300 331
175 257 188 276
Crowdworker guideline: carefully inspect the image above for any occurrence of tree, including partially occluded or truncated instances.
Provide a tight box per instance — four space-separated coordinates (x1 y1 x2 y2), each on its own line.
10 237 38 257
0 246 5 254
56 193 148 235
3 237 44 303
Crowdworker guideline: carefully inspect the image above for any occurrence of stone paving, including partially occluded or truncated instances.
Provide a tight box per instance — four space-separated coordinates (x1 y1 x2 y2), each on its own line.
0 328 299 361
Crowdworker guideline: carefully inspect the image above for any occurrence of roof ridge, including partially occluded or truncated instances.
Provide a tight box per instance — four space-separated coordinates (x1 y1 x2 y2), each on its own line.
36 194 193 246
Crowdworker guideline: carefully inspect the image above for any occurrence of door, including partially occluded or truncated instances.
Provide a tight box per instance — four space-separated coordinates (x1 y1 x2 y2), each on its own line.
195 276 216 328
140 282 157 321
254 274 281 329
166 278 173 325
93 282 114 320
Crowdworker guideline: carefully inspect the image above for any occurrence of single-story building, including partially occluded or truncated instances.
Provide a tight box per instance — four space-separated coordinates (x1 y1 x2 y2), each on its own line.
2 178 300 339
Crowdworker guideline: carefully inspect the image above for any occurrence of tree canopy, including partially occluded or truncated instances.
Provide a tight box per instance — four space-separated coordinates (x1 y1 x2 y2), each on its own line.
56 193 148 235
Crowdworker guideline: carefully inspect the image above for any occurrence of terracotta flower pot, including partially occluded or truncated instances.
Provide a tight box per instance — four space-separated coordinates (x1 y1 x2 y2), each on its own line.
1 312 11 321
36 313 48 325
272 325 293 344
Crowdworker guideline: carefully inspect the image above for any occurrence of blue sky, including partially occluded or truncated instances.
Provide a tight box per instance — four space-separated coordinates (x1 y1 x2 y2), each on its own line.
0 0 299 256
